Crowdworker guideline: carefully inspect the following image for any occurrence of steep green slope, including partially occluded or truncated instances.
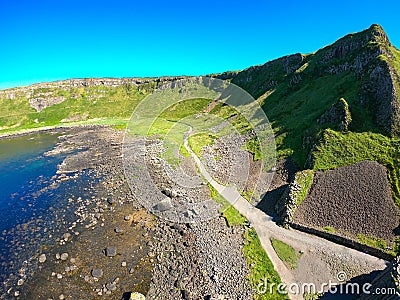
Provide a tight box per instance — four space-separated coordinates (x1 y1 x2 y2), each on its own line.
217 24 400 167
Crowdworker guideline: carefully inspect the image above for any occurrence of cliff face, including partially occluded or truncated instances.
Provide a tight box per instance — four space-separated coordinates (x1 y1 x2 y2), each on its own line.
216 53 305 99
216 24 400 136
361 57 400 135
0 76 185 112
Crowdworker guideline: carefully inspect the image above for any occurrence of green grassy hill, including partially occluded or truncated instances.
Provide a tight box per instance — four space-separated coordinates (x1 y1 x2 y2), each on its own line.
216 24 400 167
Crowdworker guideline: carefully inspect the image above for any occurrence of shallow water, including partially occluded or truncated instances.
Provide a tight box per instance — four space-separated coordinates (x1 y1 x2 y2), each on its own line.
0 131 97 289
0 129 155 299
0 132 62 232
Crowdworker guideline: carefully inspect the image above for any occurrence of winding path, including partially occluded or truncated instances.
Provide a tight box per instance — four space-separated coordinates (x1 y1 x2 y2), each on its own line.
183 129 387 300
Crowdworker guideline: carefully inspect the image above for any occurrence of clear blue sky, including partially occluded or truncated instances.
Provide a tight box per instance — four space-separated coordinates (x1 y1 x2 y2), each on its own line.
0 0 399 90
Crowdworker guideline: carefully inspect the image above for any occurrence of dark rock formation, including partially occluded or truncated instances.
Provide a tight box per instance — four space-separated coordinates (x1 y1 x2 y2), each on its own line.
361 59 400 135
215 53 305 99
275 169 314 226
318 98 352 131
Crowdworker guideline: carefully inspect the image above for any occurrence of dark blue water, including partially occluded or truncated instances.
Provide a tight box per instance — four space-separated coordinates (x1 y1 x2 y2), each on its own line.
0 132 64 233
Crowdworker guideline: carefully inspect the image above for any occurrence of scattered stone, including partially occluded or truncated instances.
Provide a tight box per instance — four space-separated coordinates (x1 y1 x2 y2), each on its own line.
106 283 117 291
14 291 20 297
17 279 24 286
105 246 117 257
121 261 127 267
70 257 76 263
59 294 65 300
163 188 171 197
57 274 63 279
124 215 130 221
153 198 173 212
38 254 47 263
60 253 69 261
129 292 146 300
182 290 192 300
114 227 123 233
56 253 61 260
62 232 71 241
91 268 103 278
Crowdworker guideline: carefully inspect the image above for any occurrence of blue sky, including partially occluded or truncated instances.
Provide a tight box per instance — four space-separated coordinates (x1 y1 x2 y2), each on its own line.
0 0 399 89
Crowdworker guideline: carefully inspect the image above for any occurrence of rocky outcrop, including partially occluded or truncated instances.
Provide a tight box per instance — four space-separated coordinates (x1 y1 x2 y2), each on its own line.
361 59 400 135
318 24 391 71
0 76 187 111
214 53 305 99
318 98 352 131
0 76 186 94
275 170 314 226
29 95 66 112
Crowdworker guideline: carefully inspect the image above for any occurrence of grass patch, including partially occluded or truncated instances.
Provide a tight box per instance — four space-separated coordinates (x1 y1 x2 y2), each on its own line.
245 136 262 161
188 132 216 157
284 170 314 214
207 183 247 227
158 98 211 122
322 226 335 233
223 206 248 227
270 238 302 270
293 170 314 206
179 144 191 157
357 234 387 251
244 229 288 299
210 102 252 134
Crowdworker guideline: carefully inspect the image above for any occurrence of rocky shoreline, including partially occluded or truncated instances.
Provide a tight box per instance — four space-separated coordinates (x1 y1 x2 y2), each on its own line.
1 126 253 300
